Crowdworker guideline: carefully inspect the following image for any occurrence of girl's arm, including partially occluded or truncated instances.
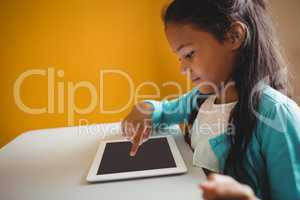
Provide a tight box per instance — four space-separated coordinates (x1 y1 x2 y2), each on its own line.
143 87 200 128
260 102 300 200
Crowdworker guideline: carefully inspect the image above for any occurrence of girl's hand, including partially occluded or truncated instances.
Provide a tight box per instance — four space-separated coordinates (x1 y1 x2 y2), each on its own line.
121 102 153 156
199 174 258 200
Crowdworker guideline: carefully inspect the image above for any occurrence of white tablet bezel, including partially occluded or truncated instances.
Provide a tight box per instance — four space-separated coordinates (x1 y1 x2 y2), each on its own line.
86 135 187 182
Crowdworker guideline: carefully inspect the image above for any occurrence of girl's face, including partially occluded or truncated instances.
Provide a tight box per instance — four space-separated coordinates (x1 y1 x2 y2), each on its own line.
165 22 238 94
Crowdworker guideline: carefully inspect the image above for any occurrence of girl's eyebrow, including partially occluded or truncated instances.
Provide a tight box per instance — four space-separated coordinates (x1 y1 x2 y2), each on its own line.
176 43 192 53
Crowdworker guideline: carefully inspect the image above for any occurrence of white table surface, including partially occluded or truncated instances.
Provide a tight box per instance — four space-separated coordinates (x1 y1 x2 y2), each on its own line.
0 122 206 200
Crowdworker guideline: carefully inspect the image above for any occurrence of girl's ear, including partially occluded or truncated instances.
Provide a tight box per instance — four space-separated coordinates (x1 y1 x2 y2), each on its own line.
224 21 247 51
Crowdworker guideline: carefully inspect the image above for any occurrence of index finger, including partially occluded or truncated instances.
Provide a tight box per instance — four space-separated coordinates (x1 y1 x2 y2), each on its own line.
130 131 143 157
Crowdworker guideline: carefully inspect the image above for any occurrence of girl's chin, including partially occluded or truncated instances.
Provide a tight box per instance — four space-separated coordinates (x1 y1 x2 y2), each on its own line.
195 84 216 94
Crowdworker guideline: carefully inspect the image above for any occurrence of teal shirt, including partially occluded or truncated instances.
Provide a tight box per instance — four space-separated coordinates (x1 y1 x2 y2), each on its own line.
144 85 300 200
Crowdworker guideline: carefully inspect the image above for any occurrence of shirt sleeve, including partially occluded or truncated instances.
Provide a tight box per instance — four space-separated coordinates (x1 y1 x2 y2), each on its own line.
143 87 200 128
259 101 300 200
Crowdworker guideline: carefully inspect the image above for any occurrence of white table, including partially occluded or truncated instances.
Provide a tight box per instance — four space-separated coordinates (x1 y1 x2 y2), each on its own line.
0 122 206 200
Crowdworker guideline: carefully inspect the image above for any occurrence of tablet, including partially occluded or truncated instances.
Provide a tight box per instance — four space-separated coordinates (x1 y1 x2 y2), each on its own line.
86 135 187 182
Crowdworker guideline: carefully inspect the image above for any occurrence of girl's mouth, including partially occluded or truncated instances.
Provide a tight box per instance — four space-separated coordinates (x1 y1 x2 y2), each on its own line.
191 77 201 83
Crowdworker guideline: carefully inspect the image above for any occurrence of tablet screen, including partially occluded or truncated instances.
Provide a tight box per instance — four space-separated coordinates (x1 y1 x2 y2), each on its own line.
97 137 177 175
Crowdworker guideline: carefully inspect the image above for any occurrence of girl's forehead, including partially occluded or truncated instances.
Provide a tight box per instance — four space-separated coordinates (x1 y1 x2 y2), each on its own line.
165 23 194 51
165 23 194 40
165 23 212 52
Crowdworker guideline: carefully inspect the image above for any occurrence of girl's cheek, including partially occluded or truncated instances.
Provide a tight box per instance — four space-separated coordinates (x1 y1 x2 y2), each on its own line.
192 58 218 83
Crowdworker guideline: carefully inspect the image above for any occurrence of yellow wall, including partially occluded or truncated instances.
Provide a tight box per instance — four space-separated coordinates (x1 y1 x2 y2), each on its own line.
0 0 189 147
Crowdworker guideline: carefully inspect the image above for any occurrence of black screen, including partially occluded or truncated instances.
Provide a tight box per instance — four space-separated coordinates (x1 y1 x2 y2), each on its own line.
97 137 177 175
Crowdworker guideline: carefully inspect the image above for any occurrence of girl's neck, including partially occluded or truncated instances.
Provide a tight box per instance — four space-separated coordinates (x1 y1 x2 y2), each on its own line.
214 82 238 104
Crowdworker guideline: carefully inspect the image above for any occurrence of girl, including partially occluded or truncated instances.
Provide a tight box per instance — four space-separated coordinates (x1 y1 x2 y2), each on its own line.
122 0 300 199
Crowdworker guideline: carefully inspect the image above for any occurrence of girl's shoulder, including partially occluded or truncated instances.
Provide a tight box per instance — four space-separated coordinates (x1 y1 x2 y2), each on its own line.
259 85 299 115
255 84 300 143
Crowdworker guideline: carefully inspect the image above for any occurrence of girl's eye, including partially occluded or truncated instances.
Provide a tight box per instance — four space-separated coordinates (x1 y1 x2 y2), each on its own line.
184 51 195 59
